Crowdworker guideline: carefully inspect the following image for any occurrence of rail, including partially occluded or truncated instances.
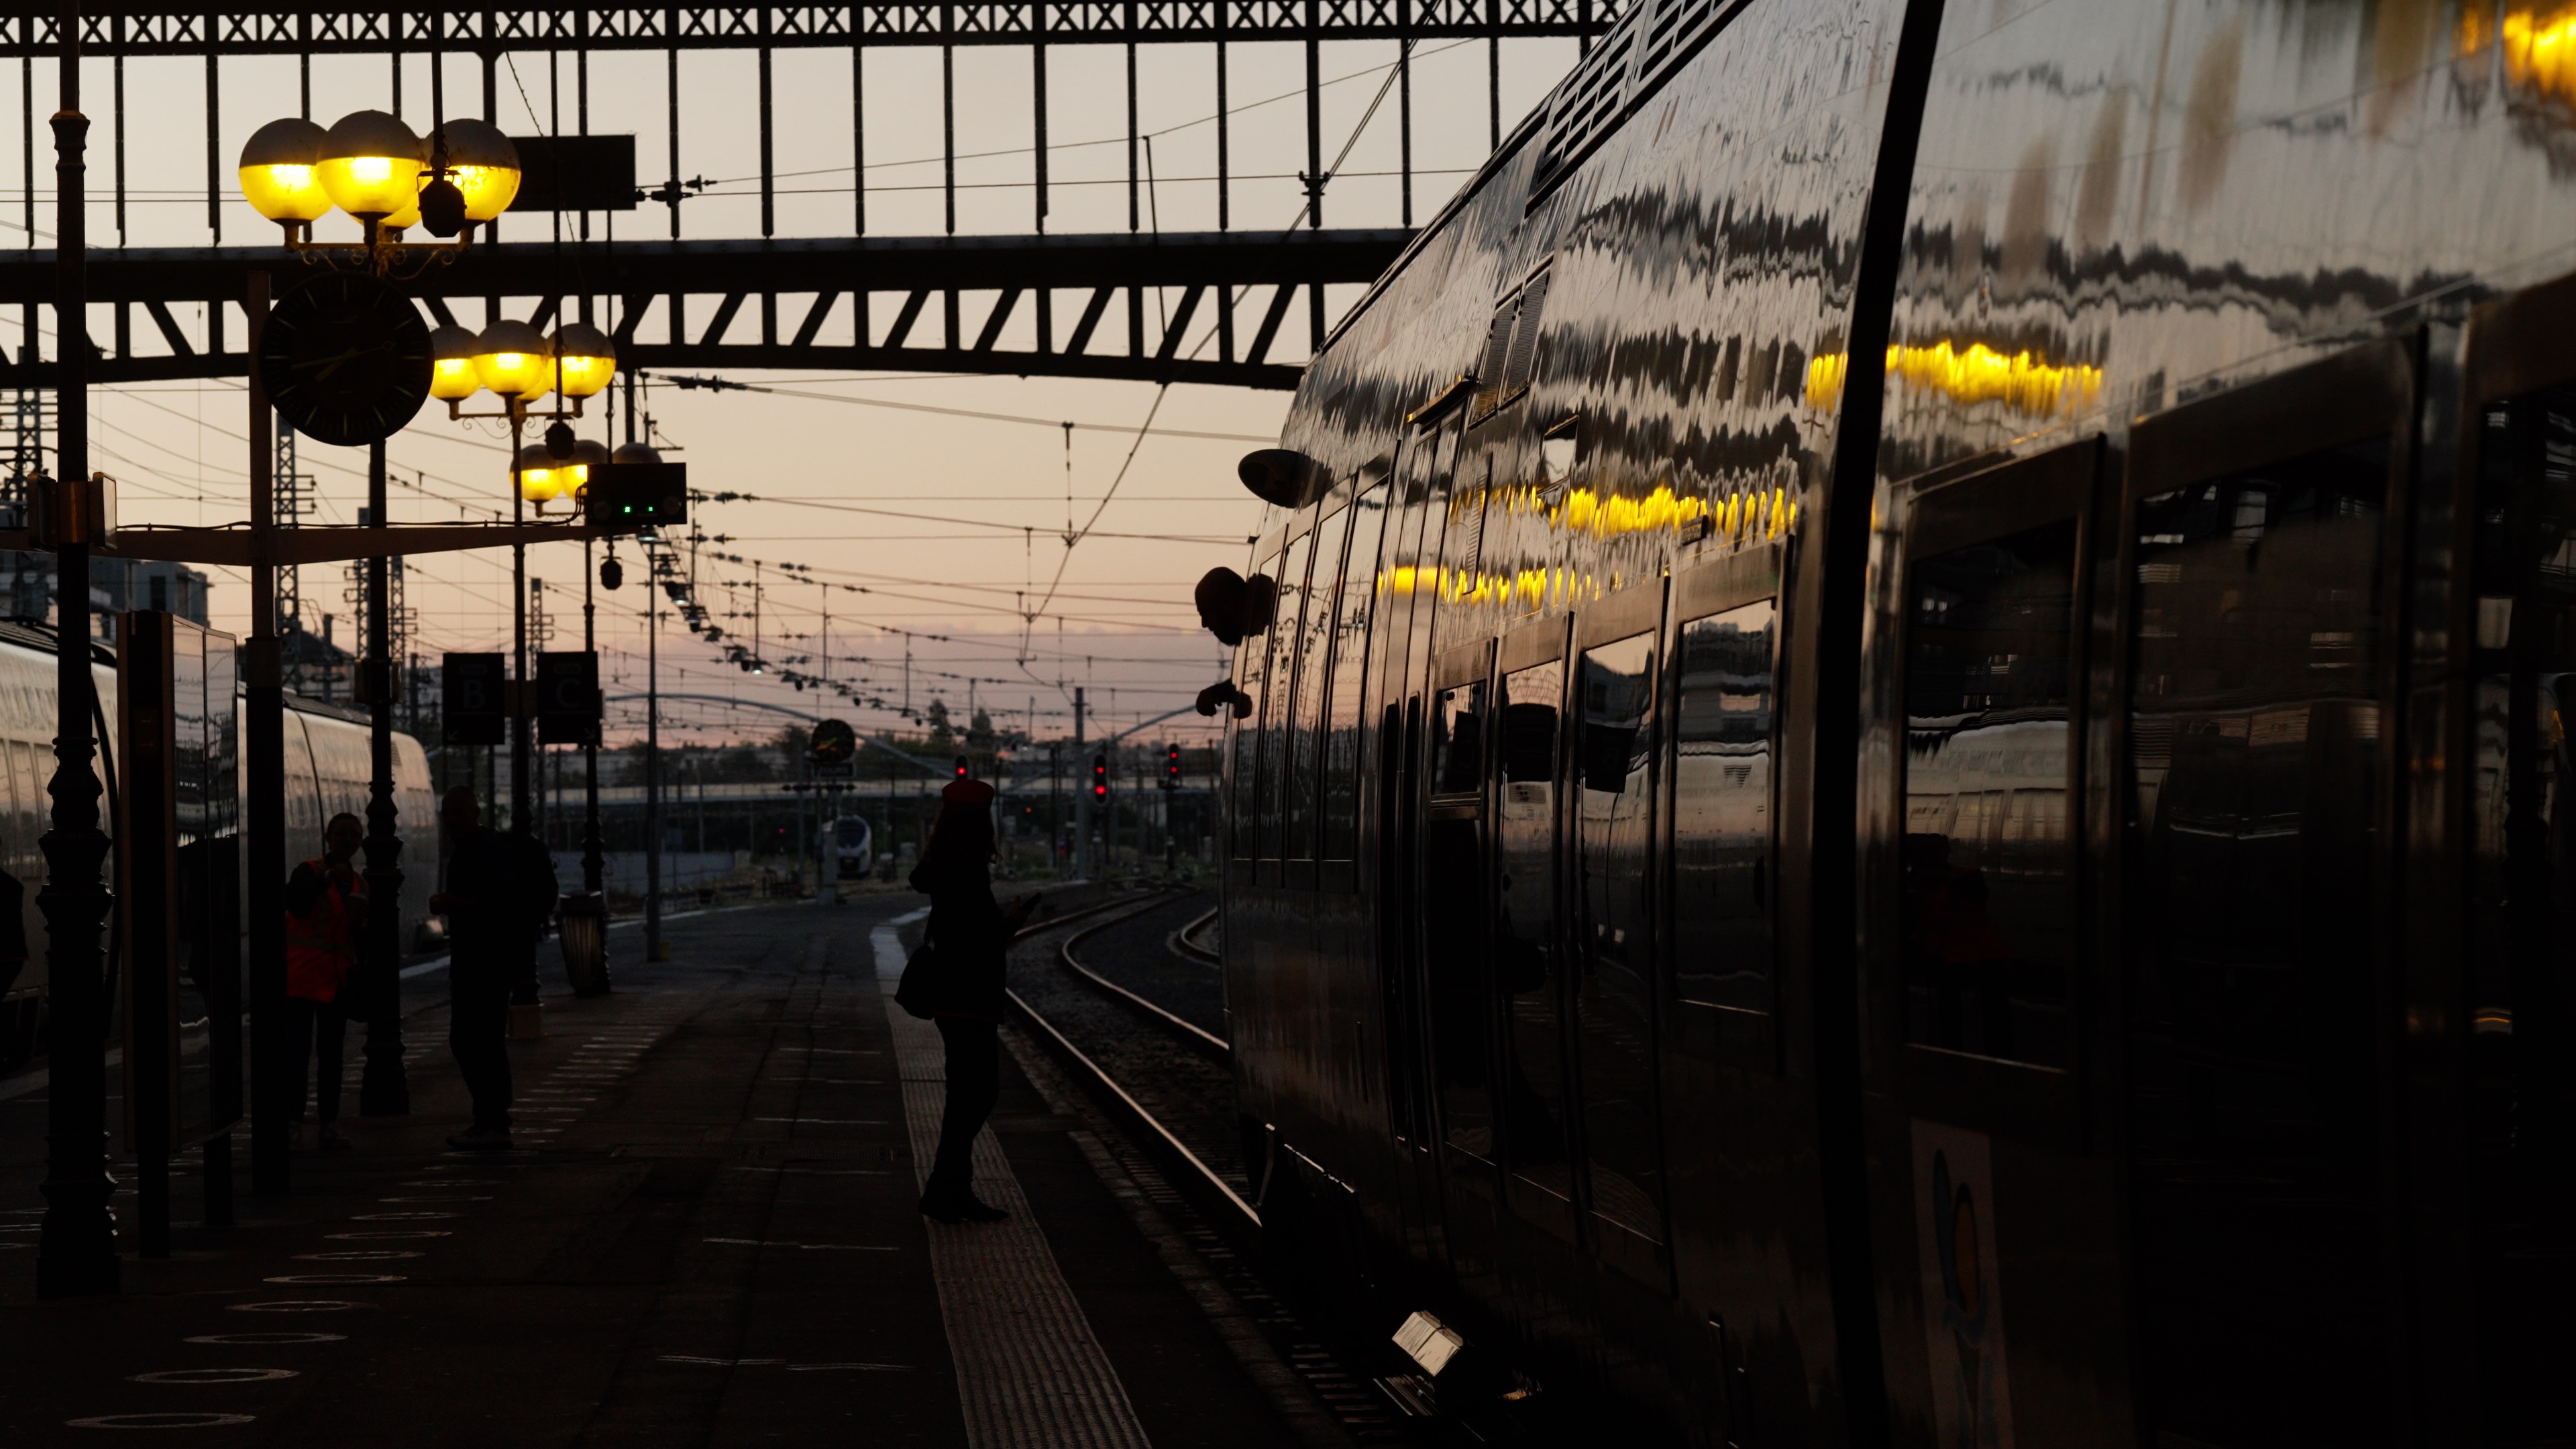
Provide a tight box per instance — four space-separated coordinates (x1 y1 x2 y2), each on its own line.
1000 886 1258 1238
1170 907 1222 966
1059 910 1232 1066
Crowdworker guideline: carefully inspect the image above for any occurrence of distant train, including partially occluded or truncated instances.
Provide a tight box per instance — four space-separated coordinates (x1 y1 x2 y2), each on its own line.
826 816 874 880
1224 1 2576 1444
0 619 434 1069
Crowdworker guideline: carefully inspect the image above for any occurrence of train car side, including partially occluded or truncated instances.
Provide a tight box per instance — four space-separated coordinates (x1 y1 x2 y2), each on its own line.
1227 0 2576 1444
0 635 437 1069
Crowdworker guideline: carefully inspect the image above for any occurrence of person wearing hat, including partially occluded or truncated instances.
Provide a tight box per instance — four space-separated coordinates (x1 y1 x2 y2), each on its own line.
901 777 1038 1222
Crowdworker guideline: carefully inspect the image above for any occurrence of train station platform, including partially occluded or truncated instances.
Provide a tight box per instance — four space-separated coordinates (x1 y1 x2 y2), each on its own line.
0 896 1366 1446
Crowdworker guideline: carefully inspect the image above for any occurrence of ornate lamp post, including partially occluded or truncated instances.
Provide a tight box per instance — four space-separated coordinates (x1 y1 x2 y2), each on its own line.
357 437 407 1116
36 0 119 1299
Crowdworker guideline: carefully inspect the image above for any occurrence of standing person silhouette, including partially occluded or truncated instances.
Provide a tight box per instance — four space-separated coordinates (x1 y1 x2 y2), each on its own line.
900 779 1036 1222
432 786 555 1150
284 812 368 1153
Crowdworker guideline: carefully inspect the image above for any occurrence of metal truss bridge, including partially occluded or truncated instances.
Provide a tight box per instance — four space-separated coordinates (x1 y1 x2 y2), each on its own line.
0 229 1411 390
4 3 1606 55
0 1 1603 388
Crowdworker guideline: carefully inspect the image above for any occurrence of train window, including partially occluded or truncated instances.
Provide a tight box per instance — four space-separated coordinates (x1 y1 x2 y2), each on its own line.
1671 599 1777 1015
1321 484 1391 868
2469 380 2576 1440
2125 436 2391 1449
1428 805 1492 1159
1253 531 1317 863
1495 657 1572 1197
1900 518 2077 1067
1573 629 1666 1247
1433 679 1487 798
1287 503 1355 863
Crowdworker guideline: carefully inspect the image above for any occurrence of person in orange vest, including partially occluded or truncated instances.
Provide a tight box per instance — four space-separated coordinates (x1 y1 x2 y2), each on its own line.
285 812 368 1154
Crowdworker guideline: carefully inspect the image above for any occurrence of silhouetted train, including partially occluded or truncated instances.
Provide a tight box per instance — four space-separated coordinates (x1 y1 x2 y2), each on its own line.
0 621 434 1068
1222 1 2576 1443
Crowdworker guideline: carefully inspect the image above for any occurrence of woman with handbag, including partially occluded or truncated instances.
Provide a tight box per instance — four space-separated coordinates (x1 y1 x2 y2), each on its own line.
898 777 1038 1222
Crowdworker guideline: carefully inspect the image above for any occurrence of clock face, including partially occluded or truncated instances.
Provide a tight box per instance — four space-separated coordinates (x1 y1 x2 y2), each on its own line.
258 272 434 448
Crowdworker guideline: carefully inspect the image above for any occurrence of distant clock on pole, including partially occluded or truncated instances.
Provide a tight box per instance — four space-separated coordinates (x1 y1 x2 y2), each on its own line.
257 272 433 448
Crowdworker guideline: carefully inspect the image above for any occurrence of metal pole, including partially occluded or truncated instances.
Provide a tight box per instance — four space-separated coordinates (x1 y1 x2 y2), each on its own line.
509 409 530 843
1073 686 1089 880
645 588 663 961
359 439 407 1115
244 271 286 1197
582 537 602 899
36 0 117 1297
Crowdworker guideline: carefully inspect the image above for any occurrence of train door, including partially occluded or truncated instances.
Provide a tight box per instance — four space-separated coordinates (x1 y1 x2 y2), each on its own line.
2455 275 2576 1445
2112 340 2416 1449
1868 439 2112 1445
1427 639 1501 1291
1493 615 1579 1244
1568 586 1674 1285
1374 401 1465 1268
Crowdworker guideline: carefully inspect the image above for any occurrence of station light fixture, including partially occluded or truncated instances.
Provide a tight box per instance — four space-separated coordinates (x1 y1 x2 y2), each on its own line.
549 323 618 400
427 325 481 401
235 117 332 228
433 117 524 223
240 109 519 268
471 319 553 403
514 443 566 506
314 109 425 225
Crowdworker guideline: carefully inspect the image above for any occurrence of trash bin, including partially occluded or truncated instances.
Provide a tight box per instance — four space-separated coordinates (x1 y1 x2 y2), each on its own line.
558 890 610 998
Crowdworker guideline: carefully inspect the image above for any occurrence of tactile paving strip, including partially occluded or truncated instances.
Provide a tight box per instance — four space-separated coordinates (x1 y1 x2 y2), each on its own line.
873 917 1151 1449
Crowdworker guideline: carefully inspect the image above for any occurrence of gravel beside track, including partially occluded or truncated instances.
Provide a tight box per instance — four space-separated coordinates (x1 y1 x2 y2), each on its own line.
1063 888 1228 1040
1004 890 1248 1195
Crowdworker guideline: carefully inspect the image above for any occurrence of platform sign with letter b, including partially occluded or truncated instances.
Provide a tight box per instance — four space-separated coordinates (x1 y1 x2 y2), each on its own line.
443 653 506 746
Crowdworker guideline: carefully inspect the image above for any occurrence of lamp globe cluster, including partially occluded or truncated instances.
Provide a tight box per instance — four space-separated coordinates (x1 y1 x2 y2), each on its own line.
425 319 618 415
238 111 521 240
513 438 611 511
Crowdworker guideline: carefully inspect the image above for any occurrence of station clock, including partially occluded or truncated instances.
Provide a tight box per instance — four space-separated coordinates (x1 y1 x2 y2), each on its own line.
257 272 434 448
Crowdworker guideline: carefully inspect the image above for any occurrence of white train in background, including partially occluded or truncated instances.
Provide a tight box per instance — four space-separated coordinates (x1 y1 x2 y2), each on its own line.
0 620 435 1069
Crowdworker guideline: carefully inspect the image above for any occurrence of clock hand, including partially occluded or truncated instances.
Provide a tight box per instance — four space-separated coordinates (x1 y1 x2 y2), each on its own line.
294 344 380 382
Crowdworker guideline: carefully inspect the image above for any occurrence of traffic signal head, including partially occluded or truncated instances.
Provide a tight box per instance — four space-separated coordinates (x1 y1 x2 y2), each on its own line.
583 460 688 531
955 755 970 779
1091 753 1110 801
1165 743 1181 788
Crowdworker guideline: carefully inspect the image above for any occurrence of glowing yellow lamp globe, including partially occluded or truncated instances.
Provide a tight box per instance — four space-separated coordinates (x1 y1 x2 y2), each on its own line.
317 110 426 221
472 319 553 402
237 117 332 225
515 443 565 506
380 187 423 232
431 119 523 223
427 325 482 402
561 439 612 506
548 322 616 399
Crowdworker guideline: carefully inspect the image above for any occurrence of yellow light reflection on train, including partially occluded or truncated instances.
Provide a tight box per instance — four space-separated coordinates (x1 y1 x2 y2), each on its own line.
2498 5 2576 103
1803 343 2104 417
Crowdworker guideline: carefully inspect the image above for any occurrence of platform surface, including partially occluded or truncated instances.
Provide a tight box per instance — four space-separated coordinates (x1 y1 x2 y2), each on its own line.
0 896 1341 1447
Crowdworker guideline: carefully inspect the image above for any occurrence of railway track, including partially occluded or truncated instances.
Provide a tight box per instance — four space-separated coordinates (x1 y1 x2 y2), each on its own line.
1001 886 1250 1236
998 887 1424 1446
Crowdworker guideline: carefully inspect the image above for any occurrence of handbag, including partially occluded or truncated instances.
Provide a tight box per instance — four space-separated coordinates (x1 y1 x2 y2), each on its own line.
894 935 944 1020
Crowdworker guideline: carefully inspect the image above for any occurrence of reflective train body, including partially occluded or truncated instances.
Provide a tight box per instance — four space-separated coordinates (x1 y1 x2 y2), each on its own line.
0 621 435 1065
1224 1 2576 1443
